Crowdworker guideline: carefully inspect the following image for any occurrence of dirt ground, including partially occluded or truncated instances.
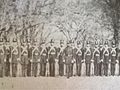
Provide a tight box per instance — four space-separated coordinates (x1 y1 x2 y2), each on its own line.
0 76 120 90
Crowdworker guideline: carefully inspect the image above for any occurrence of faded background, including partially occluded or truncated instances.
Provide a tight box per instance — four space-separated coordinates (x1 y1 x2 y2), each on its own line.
0 0 120 46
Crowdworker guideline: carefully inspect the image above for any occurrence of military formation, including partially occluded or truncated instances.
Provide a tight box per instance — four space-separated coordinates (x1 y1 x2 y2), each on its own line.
0 37 120 78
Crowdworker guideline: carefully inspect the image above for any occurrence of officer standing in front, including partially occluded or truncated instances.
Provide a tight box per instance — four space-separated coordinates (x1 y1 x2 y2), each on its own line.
58 40 65 76
64 40 74 78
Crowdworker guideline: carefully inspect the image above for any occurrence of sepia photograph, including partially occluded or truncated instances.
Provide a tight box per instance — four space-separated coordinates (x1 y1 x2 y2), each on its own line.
0 0 120 90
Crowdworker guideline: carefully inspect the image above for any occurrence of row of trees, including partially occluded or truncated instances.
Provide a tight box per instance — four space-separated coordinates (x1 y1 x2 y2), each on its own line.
0 0 119 46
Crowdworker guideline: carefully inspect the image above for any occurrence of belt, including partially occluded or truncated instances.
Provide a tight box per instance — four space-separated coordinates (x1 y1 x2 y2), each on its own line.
96 54 100 56
105 54 109 56
112 55 116 56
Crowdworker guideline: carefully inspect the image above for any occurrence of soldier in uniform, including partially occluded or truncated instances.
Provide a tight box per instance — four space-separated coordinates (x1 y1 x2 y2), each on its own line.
27 38 32 76
84 41 93 76
103 40 110 76
64 40 74 78
11 38 19 77
92 41 100 76
74 41 84 76
99 41 104 76
57 40 65 76
40 41 48 76
110 41 118 76
31 39 40 77
47 39 57 77
5 38 11 77
21 39 28 77
0 37 5 77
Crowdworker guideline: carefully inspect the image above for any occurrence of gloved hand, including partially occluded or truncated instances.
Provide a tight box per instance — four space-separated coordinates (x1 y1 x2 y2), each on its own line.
91 59 94 63
101 59 103 62
116 60 119 63
30 59 33 62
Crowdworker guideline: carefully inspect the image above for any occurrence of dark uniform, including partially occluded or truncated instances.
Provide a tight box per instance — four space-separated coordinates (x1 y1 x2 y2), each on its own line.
64 41 74 78
21 40 28 77
84 41 93 76
92 41 100 76
0 38 5 77
47 39 57 77
31 40 40 77
57 40 65 76
11 38 19 77
40 41 48 76
110 41 118 76
103 41 110 76
5 38 11 77
74 41 84 76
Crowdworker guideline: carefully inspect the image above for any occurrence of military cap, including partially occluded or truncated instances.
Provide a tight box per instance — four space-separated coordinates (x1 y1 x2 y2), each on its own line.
50 39 54 43
95 40 98 45
104 40 108 45
13 38 17 42
86 41 90 44
77 41 81 45
112 40 115 45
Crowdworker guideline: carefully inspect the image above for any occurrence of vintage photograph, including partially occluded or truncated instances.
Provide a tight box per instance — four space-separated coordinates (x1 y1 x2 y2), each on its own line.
0 0 120 90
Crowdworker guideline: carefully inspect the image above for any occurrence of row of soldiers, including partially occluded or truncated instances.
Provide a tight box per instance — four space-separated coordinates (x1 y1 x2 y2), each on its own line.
0 37 120 78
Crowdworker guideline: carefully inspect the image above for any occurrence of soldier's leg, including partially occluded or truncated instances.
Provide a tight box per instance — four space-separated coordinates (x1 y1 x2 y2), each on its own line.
59 64 64 76
66 64 69 78
113 64 115 76
97 63 99 76
34 63 37 77
12 63 14 77
77 63 80 76
86 63 88 76
88 63 91 76
44 63 46 76
41 63 44 76
49 63 52 76
111 63 113 76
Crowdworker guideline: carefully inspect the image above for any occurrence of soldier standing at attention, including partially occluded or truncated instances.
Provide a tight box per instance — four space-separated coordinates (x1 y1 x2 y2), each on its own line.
103 40 110 76
27 38 32 76
21 39 28 77
57 40 65 76
74 41 84 76
40 41 48 76
5 38 11 77
99 41 104 76
110 41 118 76
84 41 93 76
47 39 57 77
31 39 40 77
64 40 74 78
92 41 100 76
11 38 19 77
0 37 5 77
